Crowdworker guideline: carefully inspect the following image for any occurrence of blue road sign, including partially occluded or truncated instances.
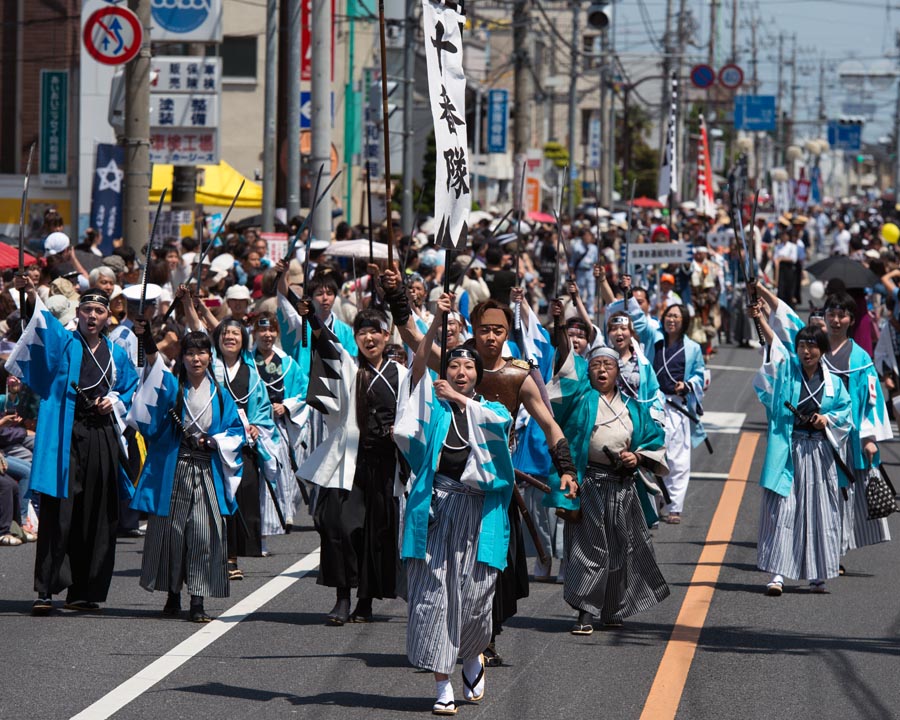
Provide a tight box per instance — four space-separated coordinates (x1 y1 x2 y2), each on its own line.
690 64 716 89
827 121 862 152
733 95 776 131
487 89 509 154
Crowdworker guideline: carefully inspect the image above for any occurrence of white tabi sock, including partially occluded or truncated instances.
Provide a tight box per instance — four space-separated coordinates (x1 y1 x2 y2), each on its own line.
435 678 454 705
771 574 784 585
462 656 485 700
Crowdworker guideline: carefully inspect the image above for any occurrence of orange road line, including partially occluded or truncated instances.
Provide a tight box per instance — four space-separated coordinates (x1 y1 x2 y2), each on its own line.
640 432 760 720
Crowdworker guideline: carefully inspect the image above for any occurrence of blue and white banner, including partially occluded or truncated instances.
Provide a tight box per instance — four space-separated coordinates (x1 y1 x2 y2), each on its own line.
90 143 125 255
422 0 470 250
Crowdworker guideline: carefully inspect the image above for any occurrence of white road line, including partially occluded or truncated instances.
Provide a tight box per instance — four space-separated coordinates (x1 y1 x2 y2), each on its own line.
691 472 731 479
706 364 759 373
72 548 321 720
700 412 747 435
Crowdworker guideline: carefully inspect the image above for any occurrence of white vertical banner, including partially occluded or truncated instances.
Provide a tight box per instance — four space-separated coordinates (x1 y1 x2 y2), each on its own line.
422 0 470 249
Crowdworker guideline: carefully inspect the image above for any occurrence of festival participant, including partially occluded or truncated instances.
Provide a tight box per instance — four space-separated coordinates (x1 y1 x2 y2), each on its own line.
749 304 851 596
605 310 663 414
252 312 307 519
384 268 577 666
549 330 668 634
652 303 707 524
293 299 405 625
6 278 138 615
757 283 893 560
212 318 283 575
275 260 357 460
395 294 514 715
128 321 244 622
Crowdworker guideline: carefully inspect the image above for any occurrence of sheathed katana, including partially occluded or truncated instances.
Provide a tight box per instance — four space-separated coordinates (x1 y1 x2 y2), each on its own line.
665 398 714 454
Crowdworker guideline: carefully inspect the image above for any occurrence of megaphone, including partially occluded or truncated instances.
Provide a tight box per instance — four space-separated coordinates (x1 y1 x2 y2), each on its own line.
586 2 611 29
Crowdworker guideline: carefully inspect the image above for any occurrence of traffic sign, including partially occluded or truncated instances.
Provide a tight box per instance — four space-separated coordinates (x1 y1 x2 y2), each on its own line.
718 64 744 90
734 95 776 131
690 64 716 89
827 120 862 152
150 0 222 43
83 6 142 66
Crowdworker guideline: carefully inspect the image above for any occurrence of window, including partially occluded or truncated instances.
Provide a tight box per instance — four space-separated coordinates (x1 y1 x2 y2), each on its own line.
208 36 258 81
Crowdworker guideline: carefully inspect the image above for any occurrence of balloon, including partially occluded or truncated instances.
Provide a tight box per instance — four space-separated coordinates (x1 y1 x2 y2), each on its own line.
809 280 825 302
882 223 900 244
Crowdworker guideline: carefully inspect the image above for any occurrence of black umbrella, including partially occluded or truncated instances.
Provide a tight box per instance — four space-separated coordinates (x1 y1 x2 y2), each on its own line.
232 214 289 233
805 256 879 289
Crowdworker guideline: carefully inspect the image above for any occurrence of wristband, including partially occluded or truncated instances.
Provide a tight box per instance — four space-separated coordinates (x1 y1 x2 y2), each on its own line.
385 287 412 326
549 438 577 479
142 328 158 356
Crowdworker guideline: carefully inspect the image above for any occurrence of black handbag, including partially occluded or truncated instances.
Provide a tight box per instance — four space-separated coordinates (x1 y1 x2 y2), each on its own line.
865 465 900 520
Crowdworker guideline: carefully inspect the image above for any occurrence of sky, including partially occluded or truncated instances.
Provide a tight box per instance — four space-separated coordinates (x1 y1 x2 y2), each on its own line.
610 0 899 143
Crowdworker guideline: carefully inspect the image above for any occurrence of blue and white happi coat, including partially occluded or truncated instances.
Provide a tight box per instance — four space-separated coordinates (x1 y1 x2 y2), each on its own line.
770 300 893 469
508 303 555 477
753 336 853 495
545 351 668 523
4 295 138 499
394 371 515 572
212 350 290 533
126 355 244 517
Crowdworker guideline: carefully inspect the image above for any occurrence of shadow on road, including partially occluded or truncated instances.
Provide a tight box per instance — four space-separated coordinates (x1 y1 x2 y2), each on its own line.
174 681 431 713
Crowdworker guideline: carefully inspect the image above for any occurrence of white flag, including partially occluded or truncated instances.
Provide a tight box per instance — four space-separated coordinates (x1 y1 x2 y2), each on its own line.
657 73 678 204
422 0 470 249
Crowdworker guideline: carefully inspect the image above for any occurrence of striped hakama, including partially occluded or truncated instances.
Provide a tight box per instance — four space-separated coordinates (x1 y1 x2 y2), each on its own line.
406 474 498 675
757 430 842 580
841 467 891 553
564 464 669 622
141 446 229 599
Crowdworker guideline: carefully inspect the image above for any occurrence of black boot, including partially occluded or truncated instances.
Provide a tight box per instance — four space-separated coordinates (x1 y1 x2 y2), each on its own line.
189 595 212 623
326 588 351 626
349 597 373 623
163 591 181 617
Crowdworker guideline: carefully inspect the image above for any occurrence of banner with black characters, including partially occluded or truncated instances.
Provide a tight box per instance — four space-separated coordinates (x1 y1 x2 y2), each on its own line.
422 0 470 249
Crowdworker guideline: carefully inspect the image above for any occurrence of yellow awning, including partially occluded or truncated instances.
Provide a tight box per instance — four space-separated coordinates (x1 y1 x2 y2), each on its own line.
149 160 262 209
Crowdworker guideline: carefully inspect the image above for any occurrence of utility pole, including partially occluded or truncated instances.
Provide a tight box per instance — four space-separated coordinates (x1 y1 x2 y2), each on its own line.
789 32 797 170
675 0 687 203
401 0 416 232
262 0 278 232
730 0 738 62
287 0 301 222
171 45 205 226
512 0 530 209
123 0 150 255
600 28 613 208
894 31 900 194
817 58 826 138
566 0 579 218
659 0 674 156
310 0 331 240
750 18 760 179
776 32 784 166
708 0 718 67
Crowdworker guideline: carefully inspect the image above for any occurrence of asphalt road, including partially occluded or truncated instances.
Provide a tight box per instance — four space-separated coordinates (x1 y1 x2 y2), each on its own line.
2 341 899 720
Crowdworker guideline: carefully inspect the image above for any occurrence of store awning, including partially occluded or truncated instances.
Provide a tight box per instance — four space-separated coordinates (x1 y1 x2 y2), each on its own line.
149 161 262 209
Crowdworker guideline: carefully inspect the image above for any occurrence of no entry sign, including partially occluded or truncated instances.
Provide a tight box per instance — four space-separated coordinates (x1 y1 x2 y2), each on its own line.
83 6 143 66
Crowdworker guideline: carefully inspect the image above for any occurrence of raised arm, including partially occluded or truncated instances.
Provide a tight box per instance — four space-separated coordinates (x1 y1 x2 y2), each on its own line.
566 277 596 341
594 263 615 305
411 292 450 387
